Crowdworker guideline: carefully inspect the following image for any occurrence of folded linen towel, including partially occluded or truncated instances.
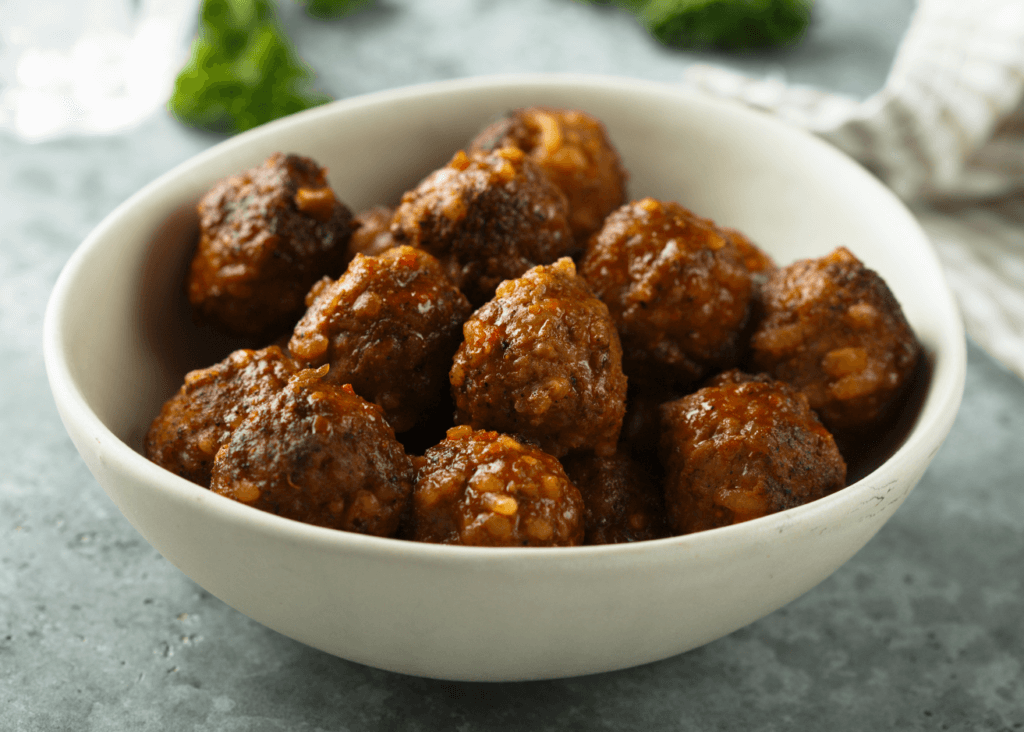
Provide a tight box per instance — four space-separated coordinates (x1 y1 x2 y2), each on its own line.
683 0 1024 380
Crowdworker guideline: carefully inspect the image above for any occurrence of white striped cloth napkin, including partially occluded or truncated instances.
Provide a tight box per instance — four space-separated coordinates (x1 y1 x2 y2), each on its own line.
682 0 1024 380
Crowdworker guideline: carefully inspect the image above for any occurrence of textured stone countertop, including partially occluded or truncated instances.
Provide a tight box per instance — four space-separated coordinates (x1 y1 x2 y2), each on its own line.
3 1 1023 729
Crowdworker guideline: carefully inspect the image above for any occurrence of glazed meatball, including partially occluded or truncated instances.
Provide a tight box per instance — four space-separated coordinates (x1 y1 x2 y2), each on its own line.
348 205 396 259
144 346 296 487
470 107 628 245
411 426 584 547
210 368 414 536
450 257 627 458
390 147 574 306
660 370 846 535
562 449 669 545
749 247 921 432
187 153 354 337
288 246 472 433
580 198 754 389
722 227 775 275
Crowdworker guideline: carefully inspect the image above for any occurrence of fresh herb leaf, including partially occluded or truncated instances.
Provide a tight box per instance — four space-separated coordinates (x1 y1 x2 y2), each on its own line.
168 0 331 134
643 0 812 49
298 0 373 20
580 0 813 50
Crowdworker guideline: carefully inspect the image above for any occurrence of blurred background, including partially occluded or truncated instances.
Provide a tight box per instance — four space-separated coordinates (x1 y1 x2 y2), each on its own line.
1 0 913 143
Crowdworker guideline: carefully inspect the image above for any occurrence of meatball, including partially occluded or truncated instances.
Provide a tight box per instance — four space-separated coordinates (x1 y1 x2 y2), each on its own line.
288 246 472 433
410 426 584 547
210 368 414 536
470 107 628 245
450 257 627 458
749 247 921 432
562 449 669 545
722 227 775 275
390 147 574 306
660 370 846 535
144 346 296 487
580 198 754 389
187 153 354 338
348 205 396 259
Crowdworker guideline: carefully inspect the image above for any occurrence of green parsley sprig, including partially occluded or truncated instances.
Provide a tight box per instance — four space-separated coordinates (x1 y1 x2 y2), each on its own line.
585 0 813 50
168 0 333 134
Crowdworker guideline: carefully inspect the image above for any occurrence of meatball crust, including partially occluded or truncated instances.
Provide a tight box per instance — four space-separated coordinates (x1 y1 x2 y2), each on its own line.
144 346 296 487
187 153 355 337
562 449 670 545
722 227 775 275
450 257 627 458
288 246 472 433
470 107 628 245
411 426 585 547
580 198 754 389
660 370 846 535
210 368 414 536
749 247 921 432
348 205 396 259
390 147 574 306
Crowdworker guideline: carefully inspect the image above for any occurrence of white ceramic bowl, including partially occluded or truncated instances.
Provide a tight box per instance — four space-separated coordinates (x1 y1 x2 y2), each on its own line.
44 74 966 682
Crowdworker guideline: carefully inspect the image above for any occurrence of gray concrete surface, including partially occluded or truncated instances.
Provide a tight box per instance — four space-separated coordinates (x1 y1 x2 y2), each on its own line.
3 1 1023 729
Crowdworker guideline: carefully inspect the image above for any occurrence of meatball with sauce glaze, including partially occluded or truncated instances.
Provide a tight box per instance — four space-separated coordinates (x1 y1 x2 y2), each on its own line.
470 107 628 246
562 449 670 545
187 153 355 338
660 370 846 535
580 198 754 390
411 426 584 547
722 227 775 275
749 246 921 432
289 246 472 433
390 147 574 306
347 205 396 259
450 257 627 458
144 345 296 487
210 368 414 536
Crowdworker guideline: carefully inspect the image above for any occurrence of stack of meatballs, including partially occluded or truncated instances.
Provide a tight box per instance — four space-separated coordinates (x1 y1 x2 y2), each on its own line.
145 107 922 547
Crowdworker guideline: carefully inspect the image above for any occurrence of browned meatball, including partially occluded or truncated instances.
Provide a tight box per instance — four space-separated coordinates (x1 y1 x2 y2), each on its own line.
410 426 584 546
348 205 396 259
390 147 574 306
144 346 296 487
562 449 670 545
450 258 627 458
722 227 775 275
470 107 628 245
187 153 354 338
210 368 414 536
580 198 754 390
749 247 921 432
660 370 846 535
288 246 472 433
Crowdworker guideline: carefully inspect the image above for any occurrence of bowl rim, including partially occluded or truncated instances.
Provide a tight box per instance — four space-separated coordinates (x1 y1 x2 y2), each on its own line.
43 72 968 565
